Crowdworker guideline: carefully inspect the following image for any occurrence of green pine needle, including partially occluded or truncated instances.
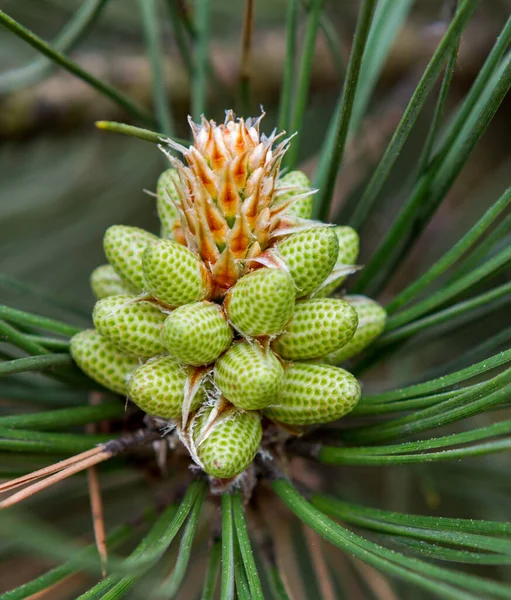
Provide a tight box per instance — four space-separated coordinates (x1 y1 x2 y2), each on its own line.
0 10 155 126
348 0 478 231
221 494 235 600
139 0 174 136
0 0 111 95
192 0 211 120
313 0 376 220
285 0 326 169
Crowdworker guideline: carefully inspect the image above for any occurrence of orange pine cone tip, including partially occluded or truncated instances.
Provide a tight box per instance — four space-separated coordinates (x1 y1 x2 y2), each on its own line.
158 111 310 289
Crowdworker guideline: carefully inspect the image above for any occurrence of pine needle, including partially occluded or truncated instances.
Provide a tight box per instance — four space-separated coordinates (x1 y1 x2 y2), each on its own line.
239 0 255 115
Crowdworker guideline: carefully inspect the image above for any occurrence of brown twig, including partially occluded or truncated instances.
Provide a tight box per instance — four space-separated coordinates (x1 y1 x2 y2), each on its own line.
303 524 337 600
0 450 112 509
87 467 107 578
0 447 103 494
259 492 304 600
350 557 399 600
256 533 296 600
326 544 368 599
25 573 87 600
87 392 108 578
0 428 160 509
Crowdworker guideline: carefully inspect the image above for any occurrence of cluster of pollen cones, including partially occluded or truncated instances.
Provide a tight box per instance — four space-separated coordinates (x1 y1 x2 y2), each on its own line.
71 112 386 482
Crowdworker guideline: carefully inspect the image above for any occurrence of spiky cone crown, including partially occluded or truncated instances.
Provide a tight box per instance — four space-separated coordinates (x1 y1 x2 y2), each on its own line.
158 112 294 290
70 112 386 484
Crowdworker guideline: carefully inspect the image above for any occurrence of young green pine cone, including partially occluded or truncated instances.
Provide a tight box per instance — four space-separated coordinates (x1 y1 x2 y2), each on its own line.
224 268 295 337
143 239 212 307
157 168 180 239
161 302 232 366
71 112 377 482
214 341 284 409
277 226 339 297
193 407 262 479
336 226 359 264
277 171 313 219
128 356 204 419
92 295 167 357
323 295 387 363
70 329 140 395
90 265 137 299
264 363 361 425
313 226 360 297
103 225 159 291
272 298 358 360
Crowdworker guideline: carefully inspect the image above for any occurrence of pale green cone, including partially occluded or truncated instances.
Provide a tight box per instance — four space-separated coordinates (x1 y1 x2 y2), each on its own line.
143 239 212 307
277 226 339 297
313 226 360 297
224 268 295 337
214 341 284 410
90 265 138 299
336 226 359 264
70 329 139 395
193 407 262 478
323 295 387 364
157 168 180 238
128 356 204 419
92 295 167 357
103 225 159 291
161 302 232 366
277 171 313 219
272 298 358 360
264 362 361 425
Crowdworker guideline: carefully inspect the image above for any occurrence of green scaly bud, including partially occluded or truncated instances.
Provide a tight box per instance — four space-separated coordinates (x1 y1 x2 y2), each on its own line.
92 295 167 357
214 341 284 409
70 329 139 395
277 171 313 219
224 268 295 337
264 362 360 425
277 226 339 297
161 302 232 366
128 356 204 419
103 225 159 291
313 226 360 297
323 295 387 363
157 168 180 238
143 239 212 306
336 226 359 264
90 265 137 299
193 407 262 479
272 298 358 360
